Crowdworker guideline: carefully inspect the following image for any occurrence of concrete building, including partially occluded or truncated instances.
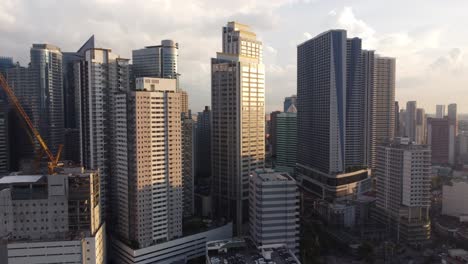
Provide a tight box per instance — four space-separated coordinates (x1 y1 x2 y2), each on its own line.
275 112 297 174
427 117 450 165
415 108 427 144
211 21 265 234
459 131 468 164
0 57 13 174
283 95 297 113
296 30 371 200
113 223 232 264
74 48 130 221
448 104 457 165
113 77 182 248
365 54 396 170
394 101 400 137
405 101 417 142
374 138 431 246
0 167 105 264
249 169 299 254
132 40 179 81
436 104 446 118
442 179 468 221
206 238 300 264
196 106 211 181
182 113 195 218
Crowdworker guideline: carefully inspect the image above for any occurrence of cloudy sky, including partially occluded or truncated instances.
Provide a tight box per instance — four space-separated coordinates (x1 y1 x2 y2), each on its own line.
1 0 467 113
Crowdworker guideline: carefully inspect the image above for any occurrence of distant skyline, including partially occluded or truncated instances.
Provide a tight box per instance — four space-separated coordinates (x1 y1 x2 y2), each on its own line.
1 0 467 112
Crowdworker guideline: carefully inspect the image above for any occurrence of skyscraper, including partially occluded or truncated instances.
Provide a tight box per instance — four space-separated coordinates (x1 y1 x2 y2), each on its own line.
366 55 396 169
395 101 400 137
374 139 431 246
275 111 297 174
196 106 211 180
296 30 370 199
211 22 265 234
269 111 281 159
405 101 417 142
30 44 64 155
415 108 426 144
113 77 182 248
132 40 179 80
436 104 446 118
283 95 297 112
0 57 13 174
62 36 95 163
427 117 450 165
75 48 130 220
182 112 195 218
6 44 64 170
448 103 457 164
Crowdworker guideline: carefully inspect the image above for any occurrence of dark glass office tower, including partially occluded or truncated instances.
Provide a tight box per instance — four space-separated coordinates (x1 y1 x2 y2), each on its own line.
296 30 370 199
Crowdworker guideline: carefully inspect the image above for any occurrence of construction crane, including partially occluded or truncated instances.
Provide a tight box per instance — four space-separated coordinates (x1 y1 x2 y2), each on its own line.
0 72 63 174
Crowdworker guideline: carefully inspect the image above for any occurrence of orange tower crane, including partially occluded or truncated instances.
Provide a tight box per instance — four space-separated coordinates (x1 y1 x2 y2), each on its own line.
0 72 63 174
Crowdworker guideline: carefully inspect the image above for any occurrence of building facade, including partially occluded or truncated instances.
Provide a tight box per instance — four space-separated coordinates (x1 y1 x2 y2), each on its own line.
74 48 130 221
114 77 182 248
275 112 297 174
249 169 299 254
296 30 370 200
211 22 265 234
427 117 450 164
405 101 417 142
374 139 431 246
436 104 446 118
196 106 211 180
132 40 179 81
0 167 105 263
415 108 426 144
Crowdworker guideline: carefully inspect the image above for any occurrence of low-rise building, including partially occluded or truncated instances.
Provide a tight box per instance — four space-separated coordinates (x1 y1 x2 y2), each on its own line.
0 167 105 264
442 179 468 221
206 238 300 264
249 169 299 255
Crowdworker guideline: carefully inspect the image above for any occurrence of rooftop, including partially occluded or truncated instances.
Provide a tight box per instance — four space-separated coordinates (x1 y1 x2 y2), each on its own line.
0 175 44 184
207 238 300 264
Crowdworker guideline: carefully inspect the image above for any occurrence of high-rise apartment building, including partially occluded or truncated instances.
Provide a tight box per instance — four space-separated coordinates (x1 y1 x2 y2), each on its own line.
427 117 450 164
436 104 446 118
211 22 265 234
196 106 211 180
74 48 130 221
395 101 400 137
415 108 426 144
113 77 182 248
132 40 179 80
374 139 431 246
182 112 195 218
62 36 95 163
365 54 396 170
296 30 370 199
405 101 417 142
275 112 297 174
283 95 297 112
0 167 105 263
448 104 457 164
249 169 299 255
